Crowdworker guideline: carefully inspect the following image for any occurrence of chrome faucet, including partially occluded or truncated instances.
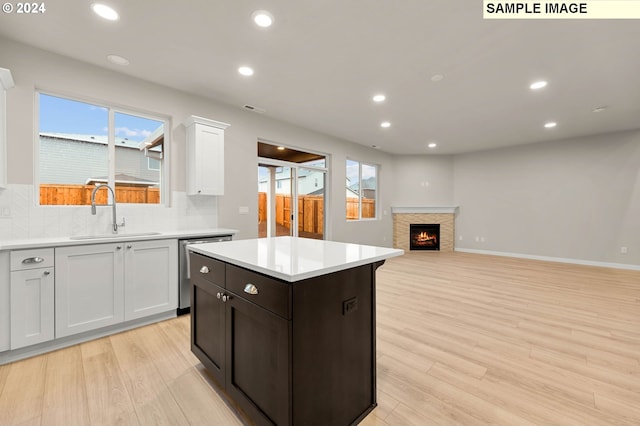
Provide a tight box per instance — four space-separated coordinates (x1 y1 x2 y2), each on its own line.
90 184 124 234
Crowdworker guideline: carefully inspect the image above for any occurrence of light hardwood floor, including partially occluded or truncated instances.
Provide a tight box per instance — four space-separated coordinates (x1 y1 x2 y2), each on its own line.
1 252 639 425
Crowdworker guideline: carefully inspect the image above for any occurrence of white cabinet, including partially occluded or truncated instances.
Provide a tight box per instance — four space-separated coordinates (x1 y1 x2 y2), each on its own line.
0 251 9 352
55 243 125 338
184 115 230 196
55 239 178 338
0 68 15 188
124 239 177 320
10 248 55 349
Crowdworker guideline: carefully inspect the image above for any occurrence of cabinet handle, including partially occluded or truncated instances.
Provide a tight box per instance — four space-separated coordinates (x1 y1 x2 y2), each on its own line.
216 292 222 299
22 257 45 264
243 283 259 295
200 266 210 274
116 246 122 250
127 244 133 249
43 271 50 276
222 294 231 302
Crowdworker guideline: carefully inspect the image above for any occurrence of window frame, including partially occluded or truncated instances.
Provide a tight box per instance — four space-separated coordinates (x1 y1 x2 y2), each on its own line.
346 158 378 221
34 90 171 207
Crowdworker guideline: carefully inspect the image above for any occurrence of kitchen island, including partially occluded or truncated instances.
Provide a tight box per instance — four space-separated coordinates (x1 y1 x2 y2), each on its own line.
187 237 403 426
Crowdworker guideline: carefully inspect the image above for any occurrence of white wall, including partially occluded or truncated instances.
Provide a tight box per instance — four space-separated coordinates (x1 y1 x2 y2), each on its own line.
0 37 395 246
453 130 640 266
391 131 640 267
391 155 454 206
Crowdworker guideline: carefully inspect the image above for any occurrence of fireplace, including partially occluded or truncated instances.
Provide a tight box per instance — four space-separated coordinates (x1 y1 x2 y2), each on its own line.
409 224 440 251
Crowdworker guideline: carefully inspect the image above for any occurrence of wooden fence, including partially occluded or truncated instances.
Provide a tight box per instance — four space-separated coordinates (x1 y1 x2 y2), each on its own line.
258 192 376 232
40 184 160 205
258 193 324 235
346 198 376 220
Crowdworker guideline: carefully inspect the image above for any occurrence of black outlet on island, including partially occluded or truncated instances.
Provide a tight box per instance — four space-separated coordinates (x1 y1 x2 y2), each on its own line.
343 297 358 315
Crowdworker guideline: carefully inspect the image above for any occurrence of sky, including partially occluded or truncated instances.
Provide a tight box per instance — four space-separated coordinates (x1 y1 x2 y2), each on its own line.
39 93 162 142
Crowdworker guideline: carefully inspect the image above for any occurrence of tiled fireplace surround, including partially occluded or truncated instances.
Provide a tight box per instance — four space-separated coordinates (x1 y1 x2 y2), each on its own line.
392 207 458 252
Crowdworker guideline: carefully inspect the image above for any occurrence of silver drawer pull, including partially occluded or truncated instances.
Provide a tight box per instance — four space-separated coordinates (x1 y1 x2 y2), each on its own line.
200 266 210 274
244 283 259 295
22 257 45 264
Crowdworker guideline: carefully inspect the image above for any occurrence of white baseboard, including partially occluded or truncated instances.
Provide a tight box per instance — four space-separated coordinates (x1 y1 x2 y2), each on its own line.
454 248 640 271
0 310 177 366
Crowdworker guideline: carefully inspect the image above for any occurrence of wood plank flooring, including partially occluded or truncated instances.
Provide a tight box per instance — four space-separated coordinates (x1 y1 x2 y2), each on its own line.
1 252 639 425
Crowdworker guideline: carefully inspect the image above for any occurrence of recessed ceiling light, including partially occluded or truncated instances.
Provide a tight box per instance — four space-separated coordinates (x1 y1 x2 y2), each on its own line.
91 3 119 21
380 121 391 128
592 106 607 113
428 143 437 148
530 80 548 90
252 10 274 28
544 122 557 128
372 94 386 102
107 54 129 66
238 66 254 76
431 74 444 82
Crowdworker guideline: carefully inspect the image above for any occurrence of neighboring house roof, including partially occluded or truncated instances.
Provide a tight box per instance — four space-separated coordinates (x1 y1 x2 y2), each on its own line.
86 173 159 186
40 132 162 152
258 167 317 183
40 132 141 149
348 176 377 194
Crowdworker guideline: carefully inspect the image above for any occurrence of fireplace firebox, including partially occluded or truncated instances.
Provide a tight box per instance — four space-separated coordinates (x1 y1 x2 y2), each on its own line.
409 224 440 251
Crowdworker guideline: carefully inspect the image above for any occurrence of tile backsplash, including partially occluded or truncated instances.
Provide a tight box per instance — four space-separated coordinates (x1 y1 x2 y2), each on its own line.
0 184 219 241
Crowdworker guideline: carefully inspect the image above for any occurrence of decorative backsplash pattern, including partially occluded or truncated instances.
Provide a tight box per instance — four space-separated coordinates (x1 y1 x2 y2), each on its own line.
0 184 219 241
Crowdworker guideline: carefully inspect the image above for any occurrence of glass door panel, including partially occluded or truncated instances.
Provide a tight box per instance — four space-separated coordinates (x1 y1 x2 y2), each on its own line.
258 165 294 237
297 168 324 240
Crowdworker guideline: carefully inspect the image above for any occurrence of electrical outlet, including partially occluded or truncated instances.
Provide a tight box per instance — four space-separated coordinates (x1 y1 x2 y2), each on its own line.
343 297 358 315
620 247 628 254
459 235 463 241
475 236 480 242
480 237 486 242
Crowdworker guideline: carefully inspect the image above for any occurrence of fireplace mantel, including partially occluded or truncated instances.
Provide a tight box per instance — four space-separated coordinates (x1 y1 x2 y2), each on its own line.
391 206 459 214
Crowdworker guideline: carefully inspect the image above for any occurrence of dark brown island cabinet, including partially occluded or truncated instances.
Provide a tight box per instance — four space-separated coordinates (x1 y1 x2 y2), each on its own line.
188 237 403 426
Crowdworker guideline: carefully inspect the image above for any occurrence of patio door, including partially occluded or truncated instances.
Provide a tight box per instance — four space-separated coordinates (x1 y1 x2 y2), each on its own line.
258 162 325 240
258 165 296 237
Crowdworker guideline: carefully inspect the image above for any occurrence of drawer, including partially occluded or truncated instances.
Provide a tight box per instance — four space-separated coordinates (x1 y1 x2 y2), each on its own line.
11 248 55 271
226 264 290 319
190 253 226 287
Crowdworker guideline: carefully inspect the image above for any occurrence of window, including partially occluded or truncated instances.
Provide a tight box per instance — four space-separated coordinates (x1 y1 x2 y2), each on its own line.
38 93 167 205
346 159 377 220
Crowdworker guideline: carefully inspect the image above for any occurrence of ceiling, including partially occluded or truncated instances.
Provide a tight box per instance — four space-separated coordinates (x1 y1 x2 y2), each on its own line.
1 1 639 155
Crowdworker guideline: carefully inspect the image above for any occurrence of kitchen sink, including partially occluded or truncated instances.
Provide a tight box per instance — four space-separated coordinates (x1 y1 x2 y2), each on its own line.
69 232 162 240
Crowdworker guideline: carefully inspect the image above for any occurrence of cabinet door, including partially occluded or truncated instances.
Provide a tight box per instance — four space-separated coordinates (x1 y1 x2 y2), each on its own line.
10 267 54 349
55 243 125 338
191 277 226 386
187 123 224 195
124 239 178 320
225 293 290 426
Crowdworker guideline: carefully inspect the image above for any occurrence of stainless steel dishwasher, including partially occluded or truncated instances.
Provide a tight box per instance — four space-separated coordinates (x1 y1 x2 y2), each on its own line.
178 235 232 314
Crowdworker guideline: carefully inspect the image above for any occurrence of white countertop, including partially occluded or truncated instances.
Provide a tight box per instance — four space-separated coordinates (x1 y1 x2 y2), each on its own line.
0 228 238 250
187 236 404 282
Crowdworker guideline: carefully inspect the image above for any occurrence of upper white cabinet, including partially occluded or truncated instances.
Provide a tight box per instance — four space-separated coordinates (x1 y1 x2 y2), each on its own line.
183 115 230 196
0 68 15 188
